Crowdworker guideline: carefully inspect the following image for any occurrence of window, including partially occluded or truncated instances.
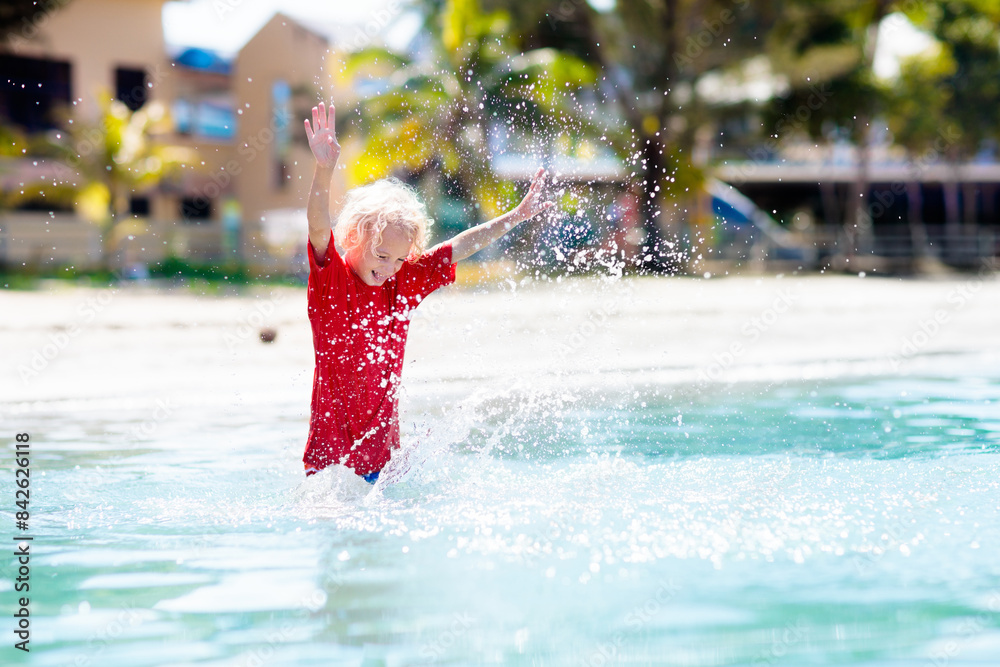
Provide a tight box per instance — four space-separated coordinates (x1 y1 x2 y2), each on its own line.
180 197 212 223
116 67 148 111
275 159 289 190
171 97 235 139
272 80 290 190
0 55 72 131
11 195 73 213
130 196 151 217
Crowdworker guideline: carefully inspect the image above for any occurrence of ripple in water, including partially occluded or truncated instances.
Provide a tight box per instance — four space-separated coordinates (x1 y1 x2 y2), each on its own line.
12 370 1000 665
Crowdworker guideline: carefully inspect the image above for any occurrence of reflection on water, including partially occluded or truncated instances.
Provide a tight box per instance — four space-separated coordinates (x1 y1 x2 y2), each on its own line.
7 367 1000 665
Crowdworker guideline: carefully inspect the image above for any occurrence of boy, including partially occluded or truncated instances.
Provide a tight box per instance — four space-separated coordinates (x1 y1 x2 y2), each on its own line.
302 101 553 483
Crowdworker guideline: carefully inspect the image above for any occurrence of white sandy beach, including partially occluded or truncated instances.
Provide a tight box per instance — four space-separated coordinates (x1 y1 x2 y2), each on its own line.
3 272 999 417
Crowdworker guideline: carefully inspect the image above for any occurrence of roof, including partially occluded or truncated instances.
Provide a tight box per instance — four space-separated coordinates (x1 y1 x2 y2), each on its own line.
174 48 232 74
714 161 1000 184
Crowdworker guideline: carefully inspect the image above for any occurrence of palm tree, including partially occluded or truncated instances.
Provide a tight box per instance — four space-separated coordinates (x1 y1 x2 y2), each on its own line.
346 0 600 228
487 0 785 271
916 0 1000 240
48 94 192 269
764 0 900 260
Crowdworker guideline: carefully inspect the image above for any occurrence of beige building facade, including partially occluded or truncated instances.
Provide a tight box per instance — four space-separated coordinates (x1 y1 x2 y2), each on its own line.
0 0 344 274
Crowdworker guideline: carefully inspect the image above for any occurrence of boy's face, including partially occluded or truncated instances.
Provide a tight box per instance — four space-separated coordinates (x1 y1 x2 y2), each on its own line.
345 223 414 287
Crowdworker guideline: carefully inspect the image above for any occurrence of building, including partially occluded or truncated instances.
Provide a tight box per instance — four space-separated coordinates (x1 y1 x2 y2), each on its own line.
714 155 1000 268
0 0 345 274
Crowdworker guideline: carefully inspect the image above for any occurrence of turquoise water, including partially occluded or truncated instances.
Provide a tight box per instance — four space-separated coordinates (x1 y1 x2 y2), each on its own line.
5 358 1000 665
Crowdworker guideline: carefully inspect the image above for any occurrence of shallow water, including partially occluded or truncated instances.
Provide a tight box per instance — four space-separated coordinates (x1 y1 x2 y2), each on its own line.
3 279 1000 665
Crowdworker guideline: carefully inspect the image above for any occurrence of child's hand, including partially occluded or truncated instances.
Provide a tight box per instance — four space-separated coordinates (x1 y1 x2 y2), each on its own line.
448 168 557 262
512 168 555 223
304 101 340 169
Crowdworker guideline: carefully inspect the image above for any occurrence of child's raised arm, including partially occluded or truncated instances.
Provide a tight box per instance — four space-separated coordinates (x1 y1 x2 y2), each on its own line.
445 168 554 262
304 101 341 262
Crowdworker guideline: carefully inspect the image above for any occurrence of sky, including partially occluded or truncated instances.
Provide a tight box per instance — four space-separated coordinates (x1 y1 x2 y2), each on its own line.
163 0 934 78
162 0 420 57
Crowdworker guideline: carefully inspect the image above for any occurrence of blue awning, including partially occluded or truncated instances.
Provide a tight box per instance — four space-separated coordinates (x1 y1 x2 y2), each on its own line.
174 48 232 75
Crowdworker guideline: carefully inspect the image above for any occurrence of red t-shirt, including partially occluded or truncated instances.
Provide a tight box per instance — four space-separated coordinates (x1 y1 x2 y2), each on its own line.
304 232 456 475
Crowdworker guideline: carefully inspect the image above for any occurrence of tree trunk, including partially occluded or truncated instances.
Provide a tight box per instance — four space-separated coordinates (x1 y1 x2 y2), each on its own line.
639 0 678 273
102 182 130 272
845 131 873 257
943 165 961 260
638 133 672 271
962 180 978 234
843 0 890 260
573 0 683 272
905 177 930 259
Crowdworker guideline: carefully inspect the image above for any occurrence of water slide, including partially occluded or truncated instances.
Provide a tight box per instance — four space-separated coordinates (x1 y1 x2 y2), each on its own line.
708 178 817 263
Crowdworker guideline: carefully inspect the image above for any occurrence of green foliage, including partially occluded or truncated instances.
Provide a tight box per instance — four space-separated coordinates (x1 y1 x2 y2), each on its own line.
0 181 77 211
0 124 29 157
659 146 705 201
348 0 600 222
764 65 879 143
149 256 252 283
541 1 785 243
763 1 884 144
767 3 861 82
885 45 955 152
45 95 193 226
913 0 1000 157
0 265 118 287
349 0 999 263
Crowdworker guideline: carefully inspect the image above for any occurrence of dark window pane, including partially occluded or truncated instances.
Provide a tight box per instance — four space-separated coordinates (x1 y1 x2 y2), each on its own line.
130 196 150 217
275 160 289 190
115 67 147 111
13 197 73 213
0 54 72 131
180 197 212 223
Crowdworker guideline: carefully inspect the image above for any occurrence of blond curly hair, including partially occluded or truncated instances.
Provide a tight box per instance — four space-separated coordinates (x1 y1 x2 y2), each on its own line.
335 178 431 260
